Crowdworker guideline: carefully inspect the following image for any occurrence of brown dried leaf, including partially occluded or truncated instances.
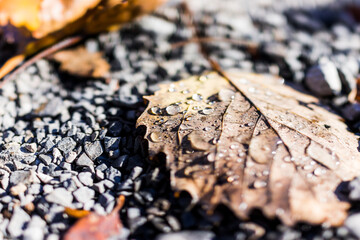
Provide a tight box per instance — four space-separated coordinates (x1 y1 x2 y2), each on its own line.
137 71 360 226
64 195 125 240
51 47 110 78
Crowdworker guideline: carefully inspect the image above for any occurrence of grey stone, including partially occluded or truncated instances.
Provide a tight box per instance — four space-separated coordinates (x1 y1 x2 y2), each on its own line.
43 138 55 152
84 141 103 160
7 207 31 238
57 137 76 154
23 215 46 240
76 153 93 167
73 187 95 204
93 181 106 194
59 161 71 171
28 183 42 195
342 103 360 122
130 166 143 180
10 170 33 186
99 192 115 213
39 154 52 165
65 151 77 163
38 97 64 117
113 155 128 168
349 177 360 200
155 231 216 240
104 137 121 151
78 172 93 186
128 207 141 219
45 188 73 207
108 122 122 136
305 58 342 97
345 213 360 238
23 143 37 153
105 166 121 183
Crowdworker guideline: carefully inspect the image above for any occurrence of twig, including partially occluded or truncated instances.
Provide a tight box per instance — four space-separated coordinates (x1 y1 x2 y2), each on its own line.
0 36 82 88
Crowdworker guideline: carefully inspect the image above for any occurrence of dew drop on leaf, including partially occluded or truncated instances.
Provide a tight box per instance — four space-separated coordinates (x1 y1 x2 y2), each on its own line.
248 87 256 93
218 89 235 102
314 167 325 176
198 75 208 82
202 107 214 115
283 156 291 162
192 93 203 101
166 105 181 115
149 106 160 115
254 180 267 189
149 132 162 143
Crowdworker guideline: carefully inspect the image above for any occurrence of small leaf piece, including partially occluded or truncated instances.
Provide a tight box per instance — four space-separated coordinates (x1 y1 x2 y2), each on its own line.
64 195 125 240
51 47 110 78
137 71 360 226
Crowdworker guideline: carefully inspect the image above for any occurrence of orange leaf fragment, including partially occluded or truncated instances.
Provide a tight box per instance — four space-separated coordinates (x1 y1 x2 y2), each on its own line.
64 208 91 219
64 195 126 240
51 46 110 78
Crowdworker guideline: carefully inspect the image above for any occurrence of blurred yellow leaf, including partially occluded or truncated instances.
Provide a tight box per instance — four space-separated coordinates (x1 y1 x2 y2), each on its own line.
0 0 167 79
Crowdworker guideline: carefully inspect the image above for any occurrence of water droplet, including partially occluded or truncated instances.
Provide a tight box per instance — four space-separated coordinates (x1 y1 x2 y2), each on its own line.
192 106 200 110
283 156 291 162
265 90 273 96
238 152 245 157
149 132 162 143
239 78 248 84
236 158 243 163
247 122 255 127
166 105 181 115
202 107 214 115
154 118 167 125
248 87 256 93
203 127 211 131
198 75 208 82
185 100 194 105
182 89 190 94
227 176 235 183
239 202 248 210
303 165 313 171
207 153 215 162
276 140 283 145
168 84 176 92
184 167 192 176
149 106 161 115
192 93 203 101
271 151 276 155
314 167 324 176
185 116 192 121
254 180 267 189
247 162 254 167
230 144 239 150
275 208 285 216
262 170 270 176
218 89 235 102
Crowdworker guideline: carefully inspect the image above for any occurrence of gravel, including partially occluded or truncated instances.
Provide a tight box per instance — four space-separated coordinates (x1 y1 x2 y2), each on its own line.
0 0 359 239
